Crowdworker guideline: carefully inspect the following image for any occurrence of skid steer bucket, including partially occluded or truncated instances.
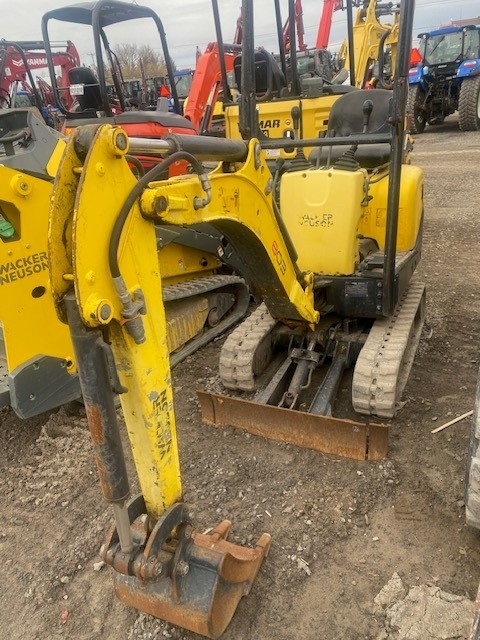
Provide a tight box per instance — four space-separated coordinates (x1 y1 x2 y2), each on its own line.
198 392 389 461
101 499 270 639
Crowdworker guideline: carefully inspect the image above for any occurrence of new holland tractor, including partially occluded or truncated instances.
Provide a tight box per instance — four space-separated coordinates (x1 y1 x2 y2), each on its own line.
407 24 480 132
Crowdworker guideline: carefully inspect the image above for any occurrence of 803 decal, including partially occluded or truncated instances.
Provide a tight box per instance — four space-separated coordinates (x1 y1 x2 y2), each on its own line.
272 240 287 275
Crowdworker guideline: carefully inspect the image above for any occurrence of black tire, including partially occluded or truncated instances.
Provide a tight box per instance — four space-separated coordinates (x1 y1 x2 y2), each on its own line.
465 367 480 529
406 85 427 134
458 75 480 131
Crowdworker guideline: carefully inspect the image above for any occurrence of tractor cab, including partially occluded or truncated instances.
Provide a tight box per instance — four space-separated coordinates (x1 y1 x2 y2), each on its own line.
415 25 480 77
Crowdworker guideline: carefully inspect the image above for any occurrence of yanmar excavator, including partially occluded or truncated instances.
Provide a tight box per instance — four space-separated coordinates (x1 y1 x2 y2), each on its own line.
38 0 421 635
0 39 79 120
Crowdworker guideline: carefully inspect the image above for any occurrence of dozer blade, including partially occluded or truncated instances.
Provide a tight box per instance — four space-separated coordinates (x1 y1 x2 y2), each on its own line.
198 392 389 461
102 500 271 639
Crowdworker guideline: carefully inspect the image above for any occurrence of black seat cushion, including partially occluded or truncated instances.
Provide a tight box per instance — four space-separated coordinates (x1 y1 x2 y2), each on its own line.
309 89 392 168
328 88 391 136
68 67 102 111
233 50 286 99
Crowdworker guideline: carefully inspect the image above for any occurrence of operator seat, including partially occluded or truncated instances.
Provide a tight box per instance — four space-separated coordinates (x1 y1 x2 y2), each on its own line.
68 67 102 112
309 88 393 169
233 50 287 100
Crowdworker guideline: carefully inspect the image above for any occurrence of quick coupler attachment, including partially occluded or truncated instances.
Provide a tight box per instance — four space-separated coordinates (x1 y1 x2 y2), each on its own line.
100 497 271 639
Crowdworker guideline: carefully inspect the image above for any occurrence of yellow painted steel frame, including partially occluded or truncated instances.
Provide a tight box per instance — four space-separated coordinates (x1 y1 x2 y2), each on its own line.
225 95 342 159
139 140 318 326
339 0 398 88
49 125 181 519
0 140 76 373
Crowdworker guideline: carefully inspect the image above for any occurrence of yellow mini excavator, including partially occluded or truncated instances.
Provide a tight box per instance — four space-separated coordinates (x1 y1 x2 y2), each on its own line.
0 108 249 419
0 0 252 420
42 0 420 635
338 0 400 89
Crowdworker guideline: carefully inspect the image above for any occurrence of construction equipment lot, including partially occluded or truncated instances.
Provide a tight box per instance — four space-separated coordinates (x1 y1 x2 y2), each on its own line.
1 118 480 639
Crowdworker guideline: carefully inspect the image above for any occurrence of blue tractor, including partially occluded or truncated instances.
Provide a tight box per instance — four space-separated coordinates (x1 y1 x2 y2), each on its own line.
407 24 480 132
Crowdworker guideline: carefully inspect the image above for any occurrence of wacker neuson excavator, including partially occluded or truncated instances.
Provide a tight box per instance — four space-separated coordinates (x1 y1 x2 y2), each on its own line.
39 0 421 635
0 0 251 419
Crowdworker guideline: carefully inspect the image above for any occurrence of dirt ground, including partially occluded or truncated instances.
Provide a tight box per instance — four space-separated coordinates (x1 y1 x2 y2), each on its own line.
1 117 480 640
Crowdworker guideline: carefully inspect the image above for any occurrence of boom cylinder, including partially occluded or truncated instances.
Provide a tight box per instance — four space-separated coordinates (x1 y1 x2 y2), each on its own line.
64 293 133 551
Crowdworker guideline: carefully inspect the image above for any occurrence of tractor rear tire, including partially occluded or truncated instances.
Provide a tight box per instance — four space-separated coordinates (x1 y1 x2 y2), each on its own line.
458 75 480 131
406 85 427 134
465 367 480 529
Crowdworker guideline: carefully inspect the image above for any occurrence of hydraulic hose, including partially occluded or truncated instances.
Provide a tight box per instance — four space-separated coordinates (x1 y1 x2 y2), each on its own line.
125 154 145 178
108 150 208 280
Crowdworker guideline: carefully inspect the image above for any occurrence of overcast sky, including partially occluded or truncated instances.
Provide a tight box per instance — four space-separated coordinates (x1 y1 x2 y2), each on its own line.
2 0 480 69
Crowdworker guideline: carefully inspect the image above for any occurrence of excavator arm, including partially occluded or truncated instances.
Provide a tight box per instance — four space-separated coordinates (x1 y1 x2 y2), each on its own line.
138 140 318 326
316 0 343 49
338 0 400 88
183 42 239 134
48 123 271 638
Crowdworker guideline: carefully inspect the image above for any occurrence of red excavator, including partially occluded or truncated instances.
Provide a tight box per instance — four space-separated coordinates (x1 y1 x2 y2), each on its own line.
0 39 79 113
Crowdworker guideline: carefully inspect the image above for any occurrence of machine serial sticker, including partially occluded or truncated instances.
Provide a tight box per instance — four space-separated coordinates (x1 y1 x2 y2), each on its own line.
299 213 333 227
0 252 48 285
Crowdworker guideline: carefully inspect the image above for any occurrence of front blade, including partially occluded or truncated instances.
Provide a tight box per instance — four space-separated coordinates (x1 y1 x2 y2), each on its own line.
198 392 389 461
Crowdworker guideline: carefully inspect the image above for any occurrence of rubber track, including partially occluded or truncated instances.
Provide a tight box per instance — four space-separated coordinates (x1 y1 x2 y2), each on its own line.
352 281 426 419
163 274 244 301
458 75 480 132
164 274 250 368
219 303 277 391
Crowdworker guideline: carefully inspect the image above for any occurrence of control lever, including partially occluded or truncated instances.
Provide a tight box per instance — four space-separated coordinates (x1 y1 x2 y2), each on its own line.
333 100 374 171
362 100 374 133
291 105 301 140
289 105 310 169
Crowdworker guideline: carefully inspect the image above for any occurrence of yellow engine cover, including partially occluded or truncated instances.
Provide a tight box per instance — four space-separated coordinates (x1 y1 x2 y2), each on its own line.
358 164 423 251
280 167 366 276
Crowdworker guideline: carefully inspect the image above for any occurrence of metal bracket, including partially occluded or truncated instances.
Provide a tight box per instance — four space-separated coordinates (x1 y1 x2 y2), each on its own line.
8 355 81 419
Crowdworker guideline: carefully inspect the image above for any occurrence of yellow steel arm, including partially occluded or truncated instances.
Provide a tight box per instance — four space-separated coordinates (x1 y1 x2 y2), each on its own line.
48 122 272 640
339 0 399 88
49 124 181 520
139 139 319 326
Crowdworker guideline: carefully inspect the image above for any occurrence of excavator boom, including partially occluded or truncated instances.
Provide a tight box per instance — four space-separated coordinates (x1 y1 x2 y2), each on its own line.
47 123 270 638
316 0 343 49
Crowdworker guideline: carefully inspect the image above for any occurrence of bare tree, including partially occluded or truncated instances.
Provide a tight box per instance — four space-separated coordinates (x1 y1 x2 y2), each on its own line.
113 43 169 79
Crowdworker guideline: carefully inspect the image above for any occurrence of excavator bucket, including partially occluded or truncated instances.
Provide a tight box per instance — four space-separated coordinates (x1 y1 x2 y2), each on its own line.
101 499 271 639
198 392 389 461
